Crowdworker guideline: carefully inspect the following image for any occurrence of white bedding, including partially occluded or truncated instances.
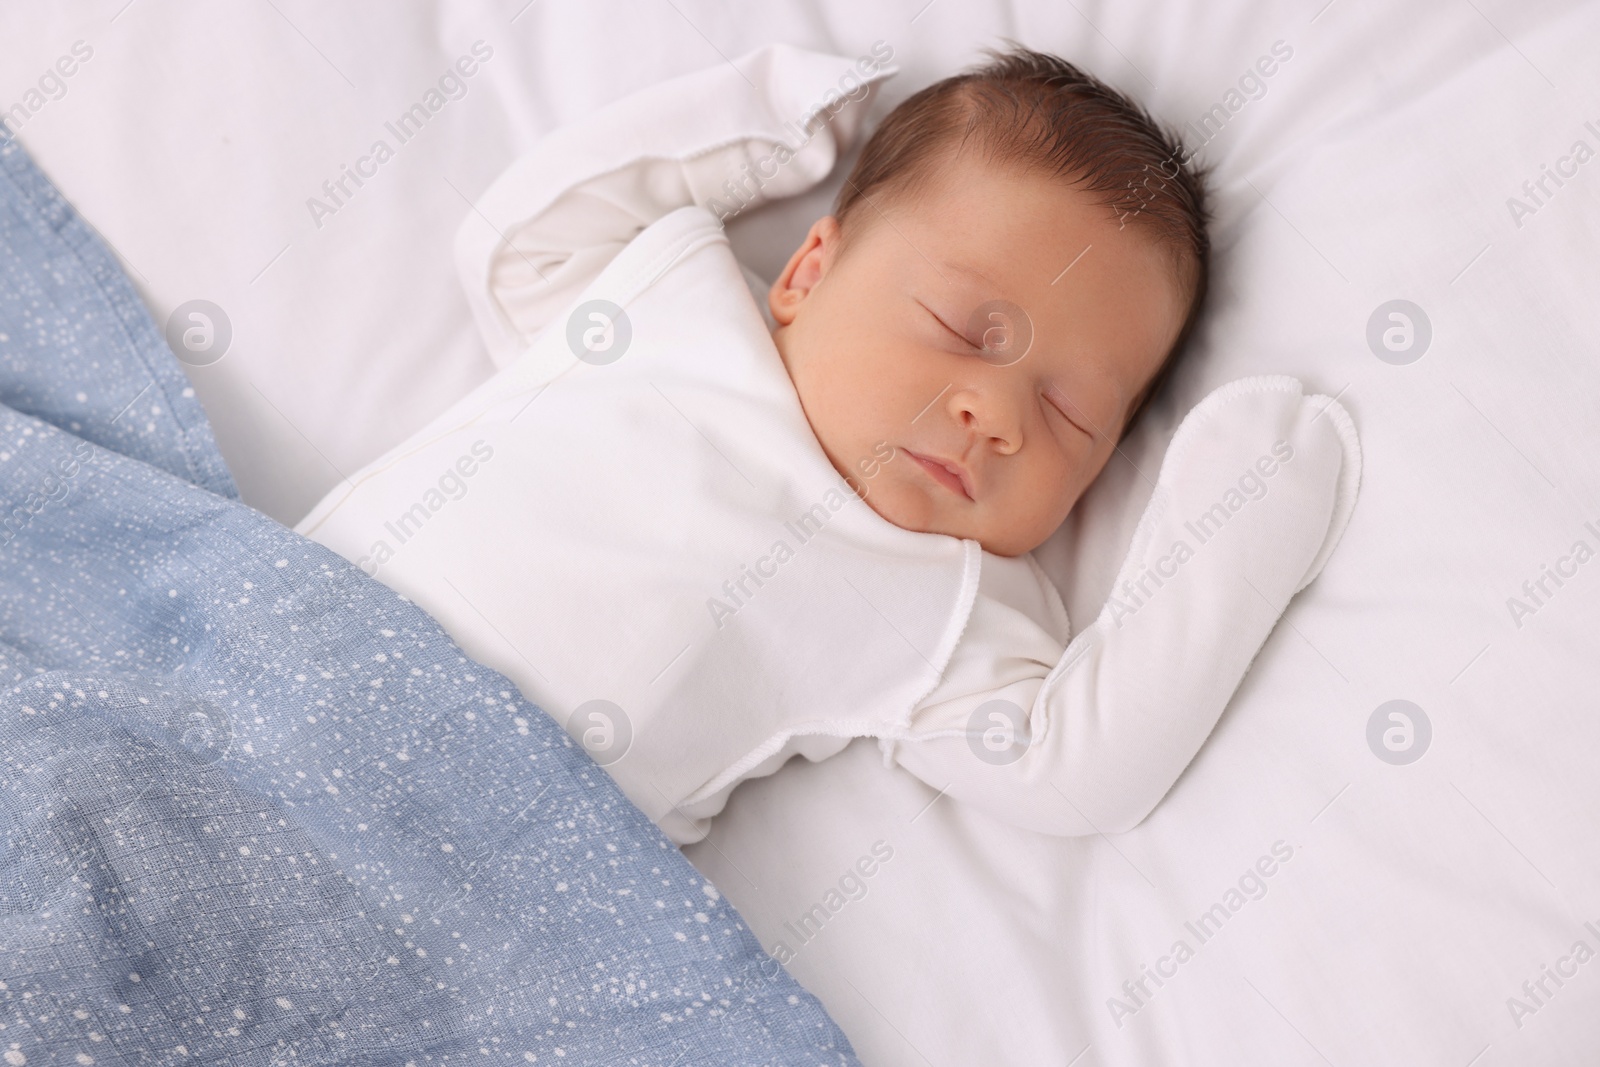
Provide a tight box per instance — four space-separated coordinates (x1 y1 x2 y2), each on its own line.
6 1 1598 1063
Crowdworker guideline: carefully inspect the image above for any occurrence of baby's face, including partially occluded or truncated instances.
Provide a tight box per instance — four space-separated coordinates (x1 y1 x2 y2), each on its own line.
769 151 1188 557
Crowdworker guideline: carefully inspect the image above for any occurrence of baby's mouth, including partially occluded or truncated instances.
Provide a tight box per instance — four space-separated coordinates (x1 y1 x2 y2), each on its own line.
903 449 974 501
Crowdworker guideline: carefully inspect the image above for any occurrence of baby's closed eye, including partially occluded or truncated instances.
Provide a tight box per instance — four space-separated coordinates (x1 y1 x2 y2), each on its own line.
1042 383 1097 440
919 302 979 350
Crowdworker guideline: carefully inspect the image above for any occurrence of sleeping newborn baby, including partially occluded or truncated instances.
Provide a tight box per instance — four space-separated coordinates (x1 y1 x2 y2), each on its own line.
296 44 1359 843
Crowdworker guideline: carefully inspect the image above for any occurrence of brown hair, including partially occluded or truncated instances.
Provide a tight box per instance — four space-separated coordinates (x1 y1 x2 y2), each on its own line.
833 43 1212 433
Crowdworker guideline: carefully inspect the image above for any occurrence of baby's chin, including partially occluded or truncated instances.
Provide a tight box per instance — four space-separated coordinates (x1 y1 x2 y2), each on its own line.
857 477 1033 556
853 470 941 528
851 476 985 550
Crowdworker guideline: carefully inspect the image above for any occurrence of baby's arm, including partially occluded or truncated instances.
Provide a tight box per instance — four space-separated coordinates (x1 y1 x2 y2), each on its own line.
455 44 895 365
890 377 1361 836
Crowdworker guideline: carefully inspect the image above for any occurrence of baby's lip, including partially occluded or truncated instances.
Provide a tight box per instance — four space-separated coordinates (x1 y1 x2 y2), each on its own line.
903 449 974 501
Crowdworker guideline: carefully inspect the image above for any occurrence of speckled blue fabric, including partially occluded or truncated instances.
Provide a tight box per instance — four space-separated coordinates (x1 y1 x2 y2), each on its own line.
0 131 858 1067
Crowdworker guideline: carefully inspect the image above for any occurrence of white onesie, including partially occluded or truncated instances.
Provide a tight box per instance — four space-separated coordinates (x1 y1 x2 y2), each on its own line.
295 45 1360 845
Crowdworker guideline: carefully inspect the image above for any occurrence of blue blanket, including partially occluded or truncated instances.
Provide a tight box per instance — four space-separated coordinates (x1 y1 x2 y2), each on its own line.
0 131 859 1067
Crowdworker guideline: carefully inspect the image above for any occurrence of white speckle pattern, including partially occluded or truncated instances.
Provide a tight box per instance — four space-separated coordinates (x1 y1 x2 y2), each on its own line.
0 132 857 1066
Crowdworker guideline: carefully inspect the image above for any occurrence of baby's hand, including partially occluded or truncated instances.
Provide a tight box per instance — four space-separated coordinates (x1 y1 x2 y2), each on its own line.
1102 374 1359 634
892 375 1361 836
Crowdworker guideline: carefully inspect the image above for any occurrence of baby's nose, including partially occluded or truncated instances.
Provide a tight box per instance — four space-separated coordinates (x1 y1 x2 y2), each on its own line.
950 387 1022 455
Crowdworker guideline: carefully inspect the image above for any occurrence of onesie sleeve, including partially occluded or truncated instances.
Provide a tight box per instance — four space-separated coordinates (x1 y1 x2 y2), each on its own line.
454 43 898 366
889 377 1362 836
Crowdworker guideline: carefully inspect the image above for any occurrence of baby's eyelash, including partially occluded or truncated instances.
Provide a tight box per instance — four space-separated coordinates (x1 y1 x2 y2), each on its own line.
923 305 978 350
1044 387 1095 440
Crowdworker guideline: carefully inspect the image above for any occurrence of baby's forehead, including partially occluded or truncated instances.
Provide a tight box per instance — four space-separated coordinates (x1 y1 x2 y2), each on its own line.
851 181 1179 295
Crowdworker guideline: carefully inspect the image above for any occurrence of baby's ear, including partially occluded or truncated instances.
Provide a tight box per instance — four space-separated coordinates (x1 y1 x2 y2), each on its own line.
768 216 841 326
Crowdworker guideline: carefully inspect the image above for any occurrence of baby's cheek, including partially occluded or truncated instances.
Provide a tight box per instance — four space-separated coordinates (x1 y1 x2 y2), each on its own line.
886 468 947 532
1037 454 1091 526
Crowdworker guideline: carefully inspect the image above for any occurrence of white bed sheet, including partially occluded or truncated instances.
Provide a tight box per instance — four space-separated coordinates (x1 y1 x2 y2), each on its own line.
5 1 1598 1064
